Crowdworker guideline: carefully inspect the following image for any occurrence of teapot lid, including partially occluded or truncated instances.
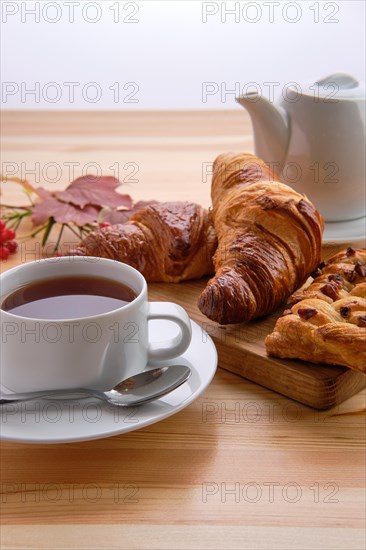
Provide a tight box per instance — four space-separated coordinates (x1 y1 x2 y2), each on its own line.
287 73 365 100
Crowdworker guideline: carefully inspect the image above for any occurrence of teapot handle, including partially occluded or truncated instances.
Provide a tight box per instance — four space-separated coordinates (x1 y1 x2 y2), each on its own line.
315 73 359 90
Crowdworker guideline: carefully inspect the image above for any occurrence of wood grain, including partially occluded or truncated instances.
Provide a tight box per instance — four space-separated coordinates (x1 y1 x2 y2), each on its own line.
0 111 365 550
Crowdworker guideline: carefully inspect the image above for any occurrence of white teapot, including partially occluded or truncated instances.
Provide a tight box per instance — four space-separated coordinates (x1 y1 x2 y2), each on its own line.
236 73 365 222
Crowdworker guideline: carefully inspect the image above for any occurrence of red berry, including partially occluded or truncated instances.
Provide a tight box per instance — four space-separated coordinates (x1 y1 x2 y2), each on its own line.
6 241 18 254
1 228 16 242
99 222 110 229
0 221 18 257
0 245 10 260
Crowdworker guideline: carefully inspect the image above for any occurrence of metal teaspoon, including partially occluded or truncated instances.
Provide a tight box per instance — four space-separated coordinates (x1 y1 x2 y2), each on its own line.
0 365 191 407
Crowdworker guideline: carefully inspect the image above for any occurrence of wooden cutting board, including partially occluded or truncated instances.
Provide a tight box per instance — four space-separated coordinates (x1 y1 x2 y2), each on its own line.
148 278 366 410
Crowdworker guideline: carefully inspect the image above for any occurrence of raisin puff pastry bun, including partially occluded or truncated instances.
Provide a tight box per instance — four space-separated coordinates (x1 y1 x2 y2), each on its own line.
197 152 324 324
265 248 366 373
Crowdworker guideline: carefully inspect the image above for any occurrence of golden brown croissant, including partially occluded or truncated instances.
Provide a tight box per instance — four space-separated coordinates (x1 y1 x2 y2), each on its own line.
72 201 217 282
265 248 366 373
197 152 324 324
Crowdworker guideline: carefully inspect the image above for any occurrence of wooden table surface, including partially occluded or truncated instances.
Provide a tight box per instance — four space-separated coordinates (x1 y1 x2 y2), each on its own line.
0 111 365 550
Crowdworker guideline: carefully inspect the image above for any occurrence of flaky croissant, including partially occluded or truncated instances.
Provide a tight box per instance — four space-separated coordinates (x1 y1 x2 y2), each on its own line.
72 201 217 282
265 248 366 373
198 152 324 324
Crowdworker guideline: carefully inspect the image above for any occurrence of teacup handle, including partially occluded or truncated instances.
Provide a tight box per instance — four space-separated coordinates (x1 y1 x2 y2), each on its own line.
147 302 192 361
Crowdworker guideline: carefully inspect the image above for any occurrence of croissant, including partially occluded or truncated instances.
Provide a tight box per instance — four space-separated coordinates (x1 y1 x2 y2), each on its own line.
265 248 366 373
72 201 217 282
197 152 324 324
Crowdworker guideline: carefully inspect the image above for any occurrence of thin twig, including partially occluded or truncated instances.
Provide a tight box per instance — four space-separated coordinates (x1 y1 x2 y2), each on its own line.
41 218 55 246
31 223 50 238
53 223 66 253
65 224 83 239
0 204 31 210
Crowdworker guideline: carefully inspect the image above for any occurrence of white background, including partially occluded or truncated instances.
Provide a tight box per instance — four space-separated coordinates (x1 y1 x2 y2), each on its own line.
1 0 365 109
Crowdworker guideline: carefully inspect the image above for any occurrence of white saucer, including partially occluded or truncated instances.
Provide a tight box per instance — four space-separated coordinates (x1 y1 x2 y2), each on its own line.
0 320 217 444
323 216 366 244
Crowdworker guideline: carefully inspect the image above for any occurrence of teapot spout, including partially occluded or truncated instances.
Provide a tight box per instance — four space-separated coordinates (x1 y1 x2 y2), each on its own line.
236 93 289 173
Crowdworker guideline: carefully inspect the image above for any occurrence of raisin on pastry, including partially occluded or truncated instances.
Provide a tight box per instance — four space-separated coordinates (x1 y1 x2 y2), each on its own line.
265 249 366 373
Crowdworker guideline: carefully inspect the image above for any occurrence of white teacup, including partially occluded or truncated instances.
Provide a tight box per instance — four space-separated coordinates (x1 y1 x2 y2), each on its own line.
0 257 192 393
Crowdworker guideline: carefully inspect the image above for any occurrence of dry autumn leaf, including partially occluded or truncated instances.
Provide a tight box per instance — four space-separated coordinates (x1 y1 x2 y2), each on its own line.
1 174 135 253
55 175 133 210
27 175 133 226
32 198 100 226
